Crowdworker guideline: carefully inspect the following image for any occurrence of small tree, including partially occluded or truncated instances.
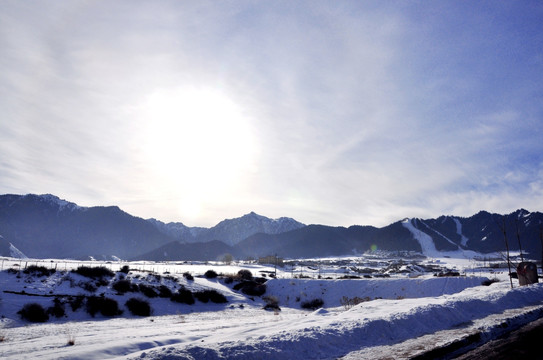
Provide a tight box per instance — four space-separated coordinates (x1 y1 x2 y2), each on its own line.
222 253 234 265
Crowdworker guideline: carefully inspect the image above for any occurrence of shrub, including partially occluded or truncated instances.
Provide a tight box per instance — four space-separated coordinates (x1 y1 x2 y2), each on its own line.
148 274 162 283
204 270 218 279
183 272 194 281
158 285 172 298
73 266 115 280
194 290 228 304
340 296 371 310
47 298 66 318
112 279 133 294
170 287 195 305
262 296 280 311
237 269 253 280
482 278 500 286
86 296 122 317
139 284 158 298
119 265 130 274
233 281 266 296
68 296 85 312
126 298 152 316
24 265 55 277
80 281 97 293
301 298 324 310
18 303 49 322
223 276 234 284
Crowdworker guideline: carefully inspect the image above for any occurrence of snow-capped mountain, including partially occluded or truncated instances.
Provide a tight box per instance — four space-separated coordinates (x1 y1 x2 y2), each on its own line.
1 194 542 261
401 209 543 257
147 218 207 242
149 211 306 246
194 211 306 246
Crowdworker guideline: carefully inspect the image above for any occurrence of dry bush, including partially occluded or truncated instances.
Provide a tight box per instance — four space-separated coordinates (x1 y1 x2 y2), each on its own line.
340 296 371 310
301 298 324 310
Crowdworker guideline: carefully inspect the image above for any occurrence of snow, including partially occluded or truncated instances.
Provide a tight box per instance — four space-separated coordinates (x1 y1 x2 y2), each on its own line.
402 219 438 256
35 194 83 211
9 244 27 259
1 255 542 360
453 217 469 247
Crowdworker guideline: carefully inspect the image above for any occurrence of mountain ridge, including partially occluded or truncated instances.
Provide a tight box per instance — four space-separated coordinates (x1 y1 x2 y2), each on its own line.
1 194 542 261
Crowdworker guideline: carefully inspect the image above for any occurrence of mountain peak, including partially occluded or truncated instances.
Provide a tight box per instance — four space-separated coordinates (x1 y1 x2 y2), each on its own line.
30 194 82 211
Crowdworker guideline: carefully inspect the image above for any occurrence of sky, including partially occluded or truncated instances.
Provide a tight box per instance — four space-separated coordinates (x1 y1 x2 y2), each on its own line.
1 1 542 228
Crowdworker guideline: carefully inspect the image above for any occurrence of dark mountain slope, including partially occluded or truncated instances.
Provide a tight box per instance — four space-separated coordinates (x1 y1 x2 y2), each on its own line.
0 194 175 259
131 240 236 262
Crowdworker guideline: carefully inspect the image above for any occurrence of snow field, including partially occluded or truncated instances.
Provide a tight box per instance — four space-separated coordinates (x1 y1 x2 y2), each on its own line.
1 255 542 359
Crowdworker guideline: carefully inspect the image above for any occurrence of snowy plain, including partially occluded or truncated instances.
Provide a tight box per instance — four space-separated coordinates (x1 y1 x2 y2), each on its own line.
1 251 543 360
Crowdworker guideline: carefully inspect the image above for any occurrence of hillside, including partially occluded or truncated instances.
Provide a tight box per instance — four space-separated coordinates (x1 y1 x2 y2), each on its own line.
1 194 542 260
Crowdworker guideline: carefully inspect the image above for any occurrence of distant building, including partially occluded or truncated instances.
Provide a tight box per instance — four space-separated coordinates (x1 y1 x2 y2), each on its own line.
258 255 284 267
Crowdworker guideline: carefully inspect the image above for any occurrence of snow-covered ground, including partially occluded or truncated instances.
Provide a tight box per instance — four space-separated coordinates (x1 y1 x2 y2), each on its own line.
1 254 542 359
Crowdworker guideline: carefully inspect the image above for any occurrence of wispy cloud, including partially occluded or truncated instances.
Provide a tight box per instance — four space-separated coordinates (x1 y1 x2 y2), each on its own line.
1 1 542 227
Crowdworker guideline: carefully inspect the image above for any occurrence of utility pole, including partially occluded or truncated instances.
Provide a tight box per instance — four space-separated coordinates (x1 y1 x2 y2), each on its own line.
274 253 277 278
539 226 543 274
516 219 524 263
501 218 513 289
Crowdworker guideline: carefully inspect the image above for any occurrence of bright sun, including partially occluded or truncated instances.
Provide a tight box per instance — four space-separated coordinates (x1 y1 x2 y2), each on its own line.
140 86 258 222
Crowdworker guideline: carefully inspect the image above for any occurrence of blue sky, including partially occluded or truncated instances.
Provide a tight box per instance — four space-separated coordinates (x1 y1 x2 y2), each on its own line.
1 1 542 227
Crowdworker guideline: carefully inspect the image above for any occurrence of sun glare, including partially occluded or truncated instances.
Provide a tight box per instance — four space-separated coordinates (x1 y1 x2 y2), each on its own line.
140 87 258 222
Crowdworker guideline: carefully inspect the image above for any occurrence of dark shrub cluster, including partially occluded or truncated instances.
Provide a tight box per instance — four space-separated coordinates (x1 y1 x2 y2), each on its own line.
80 281 98 293
86 296 122 317
183 272 194 281
233 281 266 296
194 290 228 304
170 287 195 305
119 265 130 274
301 298 324 310
112 279 137 294
204 270 218 279
23 265 55 277
68 296 85 311
47 298 66 318
139 284 158 298
158 285 173 298
73 266 115 280
18 303 49 322
125 298 152 316
436 271 461 277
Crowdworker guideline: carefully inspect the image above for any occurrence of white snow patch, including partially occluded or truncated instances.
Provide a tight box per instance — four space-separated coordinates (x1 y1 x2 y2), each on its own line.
402 219 438 257
453 217 469 247
9 244 27 259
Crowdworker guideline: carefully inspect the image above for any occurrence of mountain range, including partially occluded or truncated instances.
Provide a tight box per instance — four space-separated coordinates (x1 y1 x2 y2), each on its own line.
1 194 542 261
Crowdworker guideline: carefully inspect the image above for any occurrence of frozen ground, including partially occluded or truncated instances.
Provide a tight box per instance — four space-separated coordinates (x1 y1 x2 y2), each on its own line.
1 254 542 359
